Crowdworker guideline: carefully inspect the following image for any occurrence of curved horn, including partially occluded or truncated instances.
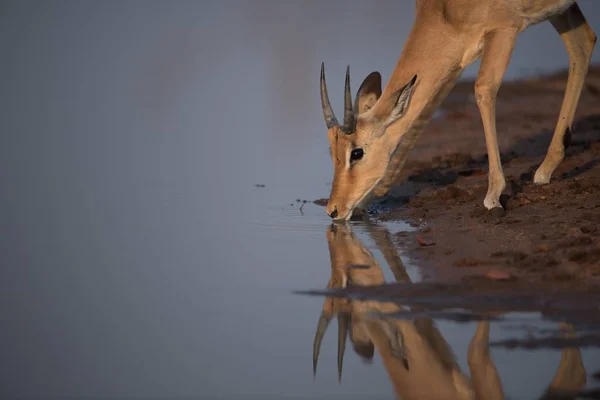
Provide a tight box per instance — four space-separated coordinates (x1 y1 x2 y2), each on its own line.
313 312 331 376
320 63 339 129
337 313 350 382
342 66 355 133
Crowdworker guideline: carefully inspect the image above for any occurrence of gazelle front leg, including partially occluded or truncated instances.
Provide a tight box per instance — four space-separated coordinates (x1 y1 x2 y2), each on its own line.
475 28 518 210
467 321 504 400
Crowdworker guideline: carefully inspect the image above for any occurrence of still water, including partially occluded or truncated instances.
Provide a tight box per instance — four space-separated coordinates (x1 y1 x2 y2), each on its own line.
1 1 600 399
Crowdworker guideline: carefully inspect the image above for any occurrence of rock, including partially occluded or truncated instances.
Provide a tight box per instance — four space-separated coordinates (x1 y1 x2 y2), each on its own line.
535 243 551 253
484 270 515 281
417 236 436 247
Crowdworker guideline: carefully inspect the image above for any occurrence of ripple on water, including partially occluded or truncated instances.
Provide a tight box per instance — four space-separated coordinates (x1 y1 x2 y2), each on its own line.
242 201 417 256
242 202 329 239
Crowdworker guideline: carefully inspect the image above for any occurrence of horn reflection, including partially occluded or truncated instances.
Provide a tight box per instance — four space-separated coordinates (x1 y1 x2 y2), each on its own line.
312 312 331 377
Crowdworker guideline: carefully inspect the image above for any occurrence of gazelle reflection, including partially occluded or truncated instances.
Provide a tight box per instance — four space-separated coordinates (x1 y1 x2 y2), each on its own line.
313 222 587 400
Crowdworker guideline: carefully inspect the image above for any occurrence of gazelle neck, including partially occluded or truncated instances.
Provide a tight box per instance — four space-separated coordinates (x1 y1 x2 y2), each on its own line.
374 20 466 144
368 8 470 193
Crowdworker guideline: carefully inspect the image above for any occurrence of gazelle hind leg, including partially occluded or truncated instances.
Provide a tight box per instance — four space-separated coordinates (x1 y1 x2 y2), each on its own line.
539 324 586 399
534 3 597 184
474 28 519 209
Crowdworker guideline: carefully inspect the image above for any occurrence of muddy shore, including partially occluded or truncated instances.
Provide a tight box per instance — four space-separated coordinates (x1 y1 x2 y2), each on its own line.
316 66 600 284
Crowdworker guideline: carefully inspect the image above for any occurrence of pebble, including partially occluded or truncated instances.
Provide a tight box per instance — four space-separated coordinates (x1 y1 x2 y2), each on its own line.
417 236 436 246
484 270 515 281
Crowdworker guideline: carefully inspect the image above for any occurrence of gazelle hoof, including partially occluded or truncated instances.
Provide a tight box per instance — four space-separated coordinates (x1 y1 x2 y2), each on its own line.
533 168 551 185
487 207 506 218
483 197 503 210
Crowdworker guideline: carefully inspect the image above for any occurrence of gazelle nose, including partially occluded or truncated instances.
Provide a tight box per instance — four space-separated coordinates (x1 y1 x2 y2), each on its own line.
329 208 338 219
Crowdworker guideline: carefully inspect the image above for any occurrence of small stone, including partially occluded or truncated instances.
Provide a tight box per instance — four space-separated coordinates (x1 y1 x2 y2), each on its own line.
484 270 515 281
535 243 551 253
417 236 435 246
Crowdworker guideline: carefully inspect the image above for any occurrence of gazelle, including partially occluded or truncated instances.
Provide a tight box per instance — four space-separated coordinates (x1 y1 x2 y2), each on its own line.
312 222 588 399
320 0 596 220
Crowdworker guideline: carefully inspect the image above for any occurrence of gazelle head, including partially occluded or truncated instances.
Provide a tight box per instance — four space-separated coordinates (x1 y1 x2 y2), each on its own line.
320 63 417 220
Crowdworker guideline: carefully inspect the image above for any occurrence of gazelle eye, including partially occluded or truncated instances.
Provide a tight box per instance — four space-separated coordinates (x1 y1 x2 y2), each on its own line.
350 148 364 162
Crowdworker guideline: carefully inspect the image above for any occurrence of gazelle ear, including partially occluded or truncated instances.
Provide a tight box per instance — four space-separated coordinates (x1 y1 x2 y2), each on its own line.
354 72 382 115
350 322 375 362
384 74 417 127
